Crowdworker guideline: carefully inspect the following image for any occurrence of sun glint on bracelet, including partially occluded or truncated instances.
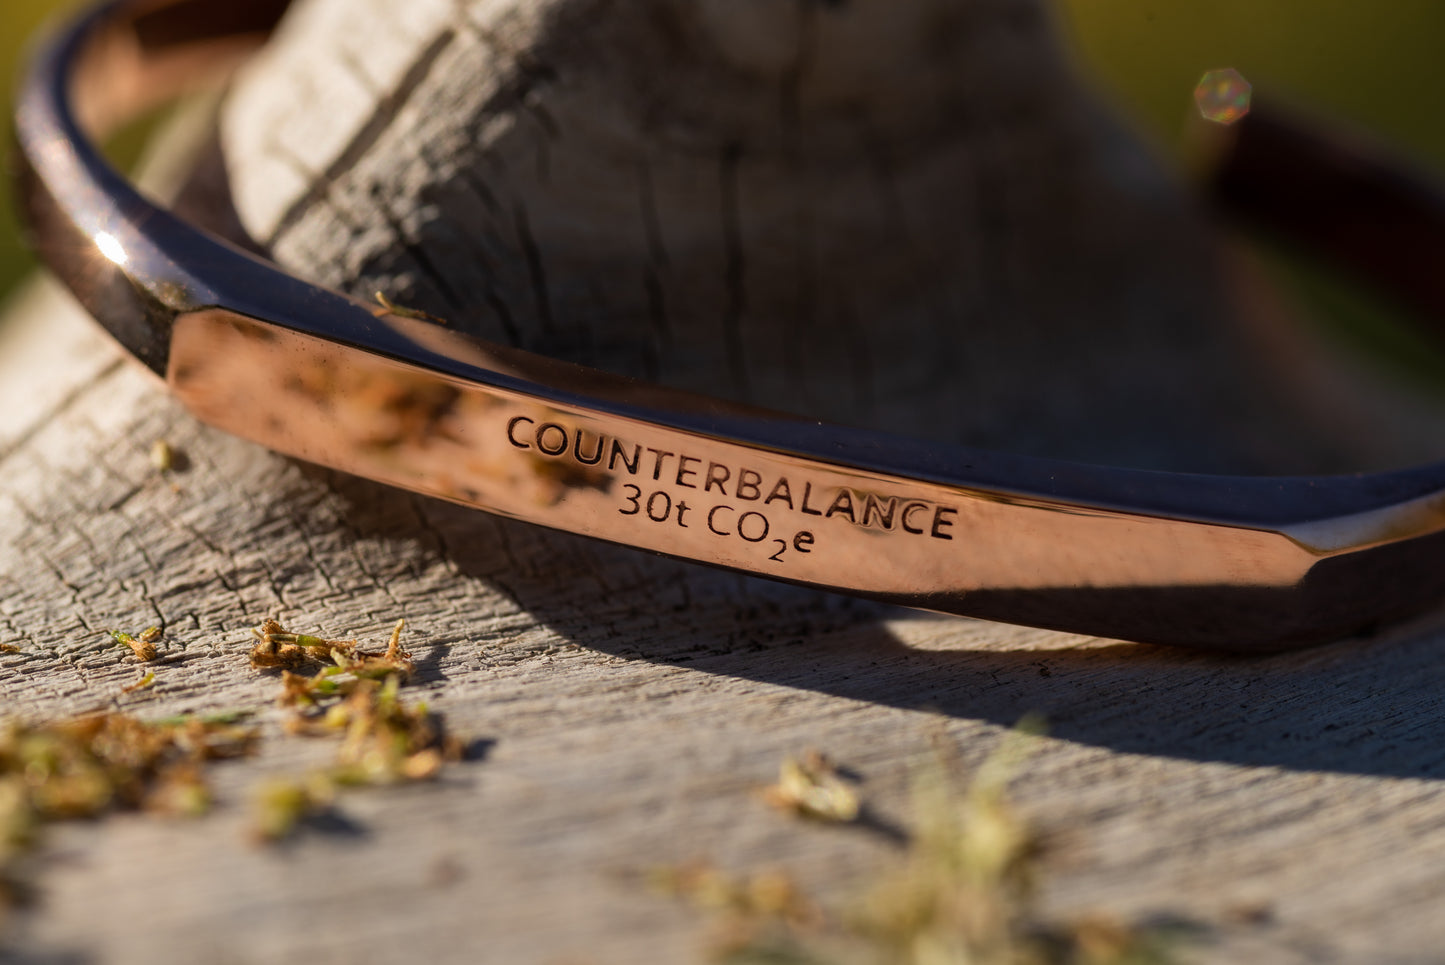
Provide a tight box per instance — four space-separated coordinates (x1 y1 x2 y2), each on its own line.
17 0 1445 651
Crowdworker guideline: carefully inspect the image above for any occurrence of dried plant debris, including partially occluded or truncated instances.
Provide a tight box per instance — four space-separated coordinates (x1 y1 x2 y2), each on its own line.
0 712 259 918
667 731 1186 965
318 676 460 783
373 291 449 325
252 681 462 837
253 677 464 843
0 713 258 817
249 618 414 680
0 646 18 655
763 750 860 824
250 773 338 844
149 439 175 473
651 862 823 937
120 672 156 695
249 618 355 670
107 626 162 662
249 619 461 842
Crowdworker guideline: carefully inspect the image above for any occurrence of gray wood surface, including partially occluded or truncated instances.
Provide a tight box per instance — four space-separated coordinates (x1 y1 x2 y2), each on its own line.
7 279 1445 965
7 0 1445 961
219 0 1353 474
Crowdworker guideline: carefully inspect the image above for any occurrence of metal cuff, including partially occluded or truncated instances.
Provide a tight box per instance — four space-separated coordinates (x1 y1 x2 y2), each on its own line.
17 0 1445 651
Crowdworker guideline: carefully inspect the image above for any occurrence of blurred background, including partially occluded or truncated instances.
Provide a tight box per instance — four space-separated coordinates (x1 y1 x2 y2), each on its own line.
3 0 1445 313
2 0 78 305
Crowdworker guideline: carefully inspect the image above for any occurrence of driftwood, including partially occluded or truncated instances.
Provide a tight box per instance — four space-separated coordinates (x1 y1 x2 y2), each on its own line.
6 0 1445 961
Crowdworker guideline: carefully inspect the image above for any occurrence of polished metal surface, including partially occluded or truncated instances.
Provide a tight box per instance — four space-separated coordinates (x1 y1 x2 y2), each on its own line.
17 0 1445 651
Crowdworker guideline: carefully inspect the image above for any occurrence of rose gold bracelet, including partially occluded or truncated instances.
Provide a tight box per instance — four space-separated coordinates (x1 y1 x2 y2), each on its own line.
17 0 1445 651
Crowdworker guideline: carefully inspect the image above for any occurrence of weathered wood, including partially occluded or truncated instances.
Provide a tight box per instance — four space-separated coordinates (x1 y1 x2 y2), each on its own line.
0 283 970 964
8 282 1445 964
218 0 1348 472
8 0 1445 962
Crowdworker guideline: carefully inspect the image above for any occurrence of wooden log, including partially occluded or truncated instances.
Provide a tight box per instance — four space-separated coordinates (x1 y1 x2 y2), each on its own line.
6 0 1445 961
218 0 1350 472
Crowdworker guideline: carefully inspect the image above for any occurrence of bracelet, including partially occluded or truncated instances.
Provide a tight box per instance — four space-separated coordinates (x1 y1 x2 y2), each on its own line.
17 0 1445 652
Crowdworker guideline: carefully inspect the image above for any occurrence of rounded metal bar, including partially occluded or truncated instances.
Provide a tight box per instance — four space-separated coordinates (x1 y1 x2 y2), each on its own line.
16 0 1445 651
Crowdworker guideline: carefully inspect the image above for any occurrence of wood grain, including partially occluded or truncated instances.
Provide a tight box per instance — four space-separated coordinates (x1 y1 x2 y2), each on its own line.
218 0 1346 473
7 230 1445 965
7 0 1445 961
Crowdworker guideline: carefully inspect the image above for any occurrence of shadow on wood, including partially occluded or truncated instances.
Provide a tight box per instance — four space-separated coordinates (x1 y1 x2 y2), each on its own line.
323 467 1445 782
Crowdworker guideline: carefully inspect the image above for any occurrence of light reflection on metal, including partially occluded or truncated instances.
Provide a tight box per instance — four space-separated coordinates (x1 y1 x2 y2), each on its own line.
167 308 1311 597
95 230 126 265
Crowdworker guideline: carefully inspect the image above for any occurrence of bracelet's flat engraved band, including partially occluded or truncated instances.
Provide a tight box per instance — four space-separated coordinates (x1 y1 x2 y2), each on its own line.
18 0 1445 651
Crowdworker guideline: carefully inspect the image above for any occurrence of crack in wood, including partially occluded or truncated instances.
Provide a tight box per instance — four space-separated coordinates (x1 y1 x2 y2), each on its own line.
512 202 555 338
264 28 460 249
